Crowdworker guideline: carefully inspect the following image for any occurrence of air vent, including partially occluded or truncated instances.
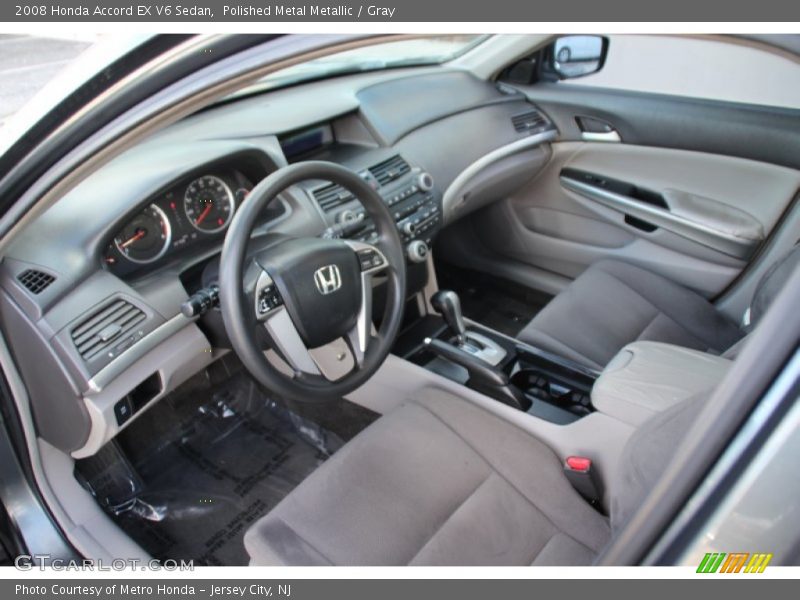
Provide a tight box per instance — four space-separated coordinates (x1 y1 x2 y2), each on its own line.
17 269 55 295
71 299 146 362
512 110 547 134
312 183 355 212
368 155 410 187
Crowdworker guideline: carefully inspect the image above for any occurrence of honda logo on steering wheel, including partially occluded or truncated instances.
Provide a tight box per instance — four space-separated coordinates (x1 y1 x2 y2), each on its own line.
313 264 342 295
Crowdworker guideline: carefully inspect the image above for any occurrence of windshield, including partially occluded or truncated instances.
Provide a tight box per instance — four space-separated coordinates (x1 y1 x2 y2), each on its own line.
229 35 489 98
0 33 100 128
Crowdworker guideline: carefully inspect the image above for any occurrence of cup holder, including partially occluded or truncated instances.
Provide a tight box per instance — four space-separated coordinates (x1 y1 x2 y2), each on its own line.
510 368 593 416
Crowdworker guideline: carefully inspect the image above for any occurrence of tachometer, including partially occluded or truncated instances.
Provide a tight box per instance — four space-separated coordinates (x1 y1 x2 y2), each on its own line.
183 175 235 233
113 204 172 264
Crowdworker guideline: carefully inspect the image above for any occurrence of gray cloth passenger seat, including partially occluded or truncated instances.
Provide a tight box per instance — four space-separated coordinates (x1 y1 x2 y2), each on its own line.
518 245 800 370
244 387 709 565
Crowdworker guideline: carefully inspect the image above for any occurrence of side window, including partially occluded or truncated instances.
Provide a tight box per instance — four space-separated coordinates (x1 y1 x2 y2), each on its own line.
560 35 799 109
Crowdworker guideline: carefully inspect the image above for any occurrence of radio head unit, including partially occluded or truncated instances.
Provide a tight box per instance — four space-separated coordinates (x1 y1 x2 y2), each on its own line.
308 155 442 264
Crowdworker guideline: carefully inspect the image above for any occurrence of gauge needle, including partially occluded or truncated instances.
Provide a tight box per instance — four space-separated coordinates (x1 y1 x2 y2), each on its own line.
195 204 213 226
120 228 146 248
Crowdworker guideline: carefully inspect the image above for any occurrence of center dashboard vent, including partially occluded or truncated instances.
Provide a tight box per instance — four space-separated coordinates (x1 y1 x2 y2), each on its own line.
368 155 410 186
512 110 548 134
17 269 56 295
71 298 146 362
311 154 411 213
312 183 355 212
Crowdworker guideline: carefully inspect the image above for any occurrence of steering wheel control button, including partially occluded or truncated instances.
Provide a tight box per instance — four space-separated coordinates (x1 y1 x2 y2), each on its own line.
258 284 283 314
357 248 386 271
254 270 282 320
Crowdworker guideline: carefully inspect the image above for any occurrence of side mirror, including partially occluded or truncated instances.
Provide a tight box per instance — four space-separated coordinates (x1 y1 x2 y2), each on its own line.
551 36 607 79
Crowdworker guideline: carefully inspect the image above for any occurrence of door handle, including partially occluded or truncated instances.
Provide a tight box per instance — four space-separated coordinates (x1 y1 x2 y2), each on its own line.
576 116 621 142
581 130 621 142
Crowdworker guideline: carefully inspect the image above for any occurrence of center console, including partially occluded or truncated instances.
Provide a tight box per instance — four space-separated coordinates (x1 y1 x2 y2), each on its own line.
394 289 600 425
304 154 443 267
394 285 734 429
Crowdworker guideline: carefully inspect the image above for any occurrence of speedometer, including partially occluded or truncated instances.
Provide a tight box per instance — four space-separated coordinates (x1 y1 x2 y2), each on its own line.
183 175 235 233
113 204 172 264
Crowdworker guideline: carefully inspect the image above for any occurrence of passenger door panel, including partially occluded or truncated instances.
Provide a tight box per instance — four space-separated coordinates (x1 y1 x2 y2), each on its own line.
466 85 800 299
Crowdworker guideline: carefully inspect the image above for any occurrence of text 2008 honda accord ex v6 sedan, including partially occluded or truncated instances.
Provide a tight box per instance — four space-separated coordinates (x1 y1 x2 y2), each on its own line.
0 34 799 567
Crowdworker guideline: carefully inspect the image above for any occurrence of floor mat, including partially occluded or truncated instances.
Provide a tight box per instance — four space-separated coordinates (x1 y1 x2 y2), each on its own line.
75 356 378 566
435 263 552 337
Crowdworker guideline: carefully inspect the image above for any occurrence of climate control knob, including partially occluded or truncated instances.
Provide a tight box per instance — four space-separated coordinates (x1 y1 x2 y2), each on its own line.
417 172 434 192
407 240 429 263
402 221 417 236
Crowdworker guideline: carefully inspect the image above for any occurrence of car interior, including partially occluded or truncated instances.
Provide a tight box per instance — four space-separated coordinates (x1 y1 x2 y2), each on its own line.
0 34 799 566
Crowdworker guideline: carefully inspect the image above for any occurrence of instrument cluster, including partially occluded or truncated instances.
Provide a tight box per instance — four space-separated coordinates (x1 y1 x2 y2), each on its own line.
103 166 281 278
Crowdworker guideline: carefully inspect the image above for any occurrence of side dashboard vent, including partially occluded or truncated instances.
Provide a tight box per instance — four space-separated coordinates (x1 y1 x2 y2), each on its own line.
312 183 354 212
71 299 146 362
368 155 410 186
17 269 56 295
512 110 548 134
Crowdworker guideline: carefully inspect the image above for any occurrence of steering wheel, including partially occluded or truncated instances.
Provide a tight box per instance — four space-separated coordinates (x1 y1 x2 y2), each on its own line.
218 161 407 401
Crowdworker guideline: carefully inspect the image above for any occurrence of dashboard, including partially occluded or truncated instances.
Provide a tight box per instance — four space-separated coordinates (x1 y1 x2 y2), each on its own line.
0 66 557 458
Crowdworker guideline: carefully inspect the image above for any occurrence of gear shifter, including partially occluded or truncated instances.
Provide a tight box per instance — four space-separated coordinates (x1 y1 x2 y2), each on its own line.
427 290 525 410
430 290 467 345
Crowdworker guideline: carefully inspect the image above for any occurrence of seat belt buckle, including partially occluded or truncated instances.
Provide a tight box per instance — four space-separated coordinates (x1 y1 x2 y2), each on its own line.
564 456 601 505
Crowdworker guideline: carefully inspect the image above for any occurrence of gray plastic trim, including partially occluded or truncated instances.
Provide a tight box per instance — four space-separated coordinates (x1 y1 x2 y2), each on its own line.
263 307 323 376
560 175 759 259
38 440 151 561
76 323 214 458
86 313 195 393
344 239 389 365
442 130 557 224
0 332 91 560
461 331 507 367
